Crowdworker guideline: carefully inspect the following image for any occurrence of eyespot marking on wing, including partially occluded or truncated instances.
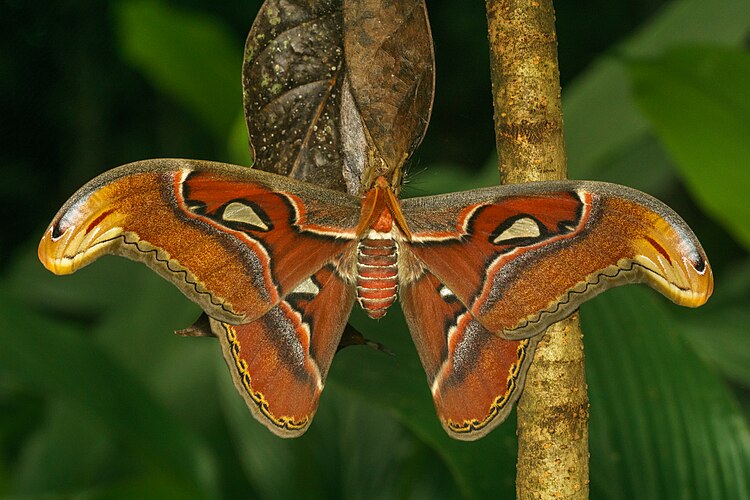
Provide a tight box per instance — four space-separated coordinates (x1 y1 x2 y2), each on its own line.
292 276 321 297
222 201 272 231
491 216 542 245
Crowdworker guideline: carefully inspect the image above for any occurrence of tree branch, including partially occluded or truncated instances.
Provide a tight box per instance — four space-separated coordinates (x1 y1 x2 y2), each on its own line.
485 1 589 497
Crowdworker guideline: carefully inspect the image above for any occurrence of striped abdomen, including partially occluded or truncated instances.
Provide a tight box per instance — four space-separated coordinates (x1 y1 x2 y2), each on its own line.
356 236 398 319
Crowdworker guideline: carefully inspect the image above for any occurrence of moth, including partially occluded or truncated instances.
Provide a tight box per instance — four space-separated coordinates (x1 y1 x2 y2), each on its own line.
38 158 712 440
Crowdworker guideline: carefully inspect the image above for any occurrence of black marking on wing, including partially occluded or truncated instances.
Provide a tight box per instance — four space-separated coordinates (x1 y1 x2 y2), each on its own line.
185 201 207 213
51 221 64 239
693 255 706 273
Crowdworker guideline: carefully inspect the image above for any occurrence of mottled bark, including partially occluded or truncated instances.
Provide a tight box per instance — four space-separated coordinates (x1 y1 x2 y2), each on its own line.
485 1 589 498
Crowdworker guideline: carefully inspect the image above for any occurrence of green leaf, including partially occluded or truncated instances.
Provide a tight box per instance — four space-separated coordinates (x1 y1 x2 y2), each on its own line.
675 263 750 387
585 287 750 498
216 363 303 500
11 399 115 496
326 391 460 499
7 244 146 318
87 472 208 500
563 0 750 180
628 46 750 248
114 0 243 139
572 134 677 198
0 292 218 498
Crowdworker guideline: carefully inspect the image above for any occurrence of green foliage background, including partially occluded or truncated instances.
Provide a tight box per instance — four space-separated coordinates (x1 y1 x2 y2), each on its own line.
2 0 749 497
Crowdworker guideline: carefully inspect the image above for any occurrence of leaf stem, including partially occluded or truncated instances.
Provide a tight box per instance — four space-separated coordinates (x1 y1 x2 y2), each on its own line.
484 0 590 497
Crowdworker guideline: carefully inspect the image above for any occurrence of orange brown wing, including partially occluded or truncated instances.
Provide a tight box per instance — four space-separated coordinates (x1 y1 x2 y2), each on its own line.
38 159 360 324
209 264 355 437
400 267 537 440
401 181 712 340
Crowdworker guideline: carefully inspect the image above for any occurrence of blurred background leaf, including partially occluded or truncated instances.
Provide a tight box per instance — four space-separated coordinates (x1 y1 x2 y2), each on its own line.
2 0 749 498
0 289 217 498
628 46 750 248
585 287 750 498
563 0 750 190
115 0 243 141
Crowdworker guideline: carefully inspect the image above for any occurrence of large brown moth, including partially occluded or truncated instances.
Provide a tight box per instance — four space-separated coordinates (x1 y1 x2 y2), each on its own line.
38 0 712 440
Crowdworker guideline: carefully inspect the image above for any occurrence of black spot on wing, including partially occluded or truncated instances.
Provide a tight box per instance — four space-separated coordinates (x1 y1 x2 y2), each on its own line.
51 220 64 239
693 254 706 273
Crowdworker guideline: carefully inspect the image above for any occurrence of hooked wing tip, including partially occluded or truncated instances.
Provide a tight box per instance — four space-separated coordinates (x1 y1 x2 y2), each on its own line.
38 223 77 275
38 212 123 276
657 255 713 308
633 232 713 308
684 253 713 306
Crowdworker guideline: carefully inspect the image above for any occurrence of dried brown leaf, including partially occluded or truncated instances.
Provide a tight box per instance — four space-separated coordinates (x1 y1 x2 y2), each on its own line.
243 0 434 194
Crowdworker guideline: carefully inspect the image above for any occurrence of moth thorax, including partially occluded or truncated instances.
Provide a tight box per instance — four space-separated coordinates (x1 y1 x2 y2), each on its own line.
356 233 398 319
